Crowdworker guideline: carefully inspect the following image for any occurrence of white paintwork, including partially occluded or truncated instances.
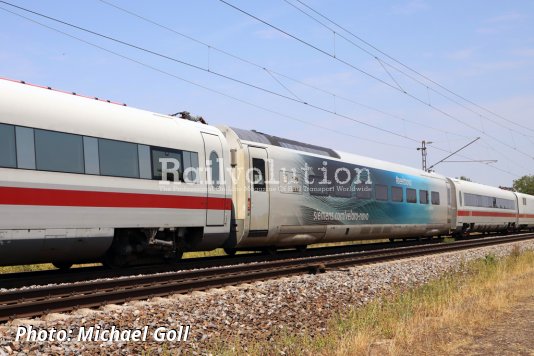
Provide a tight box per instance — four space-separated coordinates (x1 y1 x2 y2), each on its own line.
0 79 232 265
450 178 517 229
248 146 270 232
202 132 226 226
516 192 534 227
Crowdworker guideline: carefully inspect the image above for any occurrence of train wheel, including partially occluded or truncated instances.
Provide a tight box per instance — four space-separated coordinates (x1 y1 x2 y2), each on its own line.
164 250 184 264
224 248 237 256
53 262 73 270
262 247 277 255
295 245 307 252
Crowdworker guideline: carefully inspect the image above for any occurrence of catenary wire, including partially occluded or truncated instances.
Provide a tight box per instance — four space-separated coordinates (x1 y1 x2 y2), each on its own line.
0 6 418 152
0 0 426 144
0 4 521 177
96 0 475 140
217 0 534 159
291 0 534 136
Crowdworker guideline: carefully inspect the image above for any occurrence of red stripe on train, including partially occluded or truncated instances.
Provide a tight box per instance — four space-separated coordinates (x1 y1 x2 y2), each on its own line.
457 210 517 218
0 186 232 210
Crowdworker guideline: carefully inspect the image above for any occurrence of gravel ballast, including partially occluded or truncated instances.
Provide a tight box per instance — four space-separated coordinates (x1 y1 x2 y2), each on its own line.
0 240 533 355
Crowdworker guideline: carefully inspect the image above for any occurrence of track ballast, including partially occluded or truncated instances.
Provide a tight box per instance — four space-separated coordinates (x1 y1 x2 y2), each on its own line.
0 233 532 322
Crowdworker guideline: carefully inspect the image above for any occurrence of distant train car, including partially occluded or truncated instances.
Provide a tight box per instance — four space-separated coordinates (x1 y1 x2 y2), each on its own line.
449 179 518 235
516 192 534 230
0 78 231 268
219 126 452 252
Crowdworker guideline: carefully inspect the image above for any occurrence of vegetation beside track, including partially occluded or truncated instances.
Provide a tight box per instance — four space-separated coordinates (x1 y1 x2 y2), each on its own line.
215 245 534 355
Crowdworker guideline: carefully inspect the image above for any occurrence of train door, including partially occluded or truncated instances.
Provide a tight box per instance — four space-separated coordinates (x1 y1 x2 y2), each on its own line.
446 179 457 229
202 132 225 226
248 146 270 235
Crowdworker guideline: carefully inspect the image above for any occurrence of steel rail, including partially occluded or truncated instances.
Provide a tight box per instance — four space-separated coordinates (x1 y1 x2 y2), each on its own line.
0 238 442 290
0 233 532 322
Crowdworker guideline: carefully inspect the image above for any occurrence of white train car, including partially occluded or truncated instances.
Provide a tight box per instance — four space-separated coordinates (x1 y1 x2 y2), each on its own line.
0 78 232 267
2 78 532 268
516 192 534 230
449 178 518 235
219 126 452 252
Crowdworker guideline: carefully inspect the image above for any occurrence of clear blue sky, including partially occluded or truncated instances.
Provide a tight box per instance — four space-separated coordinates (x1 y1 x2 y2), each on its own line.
1 0 533 187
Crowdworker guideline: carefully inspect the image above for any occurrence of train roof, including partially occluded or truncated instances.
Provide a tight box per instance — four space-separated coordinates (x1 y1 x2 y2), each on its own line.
0 78 222 150
230 127 445 180
449 178 517 198
230 127 340 158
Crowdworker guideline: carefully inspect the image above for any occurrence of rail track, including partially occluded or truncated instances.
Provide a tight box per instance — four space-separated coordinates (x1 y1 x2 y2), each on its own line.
0 233 532 322
0 238 442 290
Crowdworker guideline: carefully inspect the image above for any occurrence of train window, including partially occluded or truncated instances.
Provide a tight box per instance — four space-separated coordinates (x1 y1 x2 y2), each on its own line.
355 183 372 199
210 151 221 186
308 175 329 196
464 193 476 207
375 184 388 201
138 145 152 179
252 158 266 191
431 191 440 205
99 139 139 178
496 198 515 210
524 198 527 206
35 130 84 174
151 147 182 182
15 127 35 169
406 188 417 203
333 167 352 198
83 137 100 175
0 123 17 168
464 193 516 210
182 151 199 183
392 186 403 202
459 191 462 206
419 190 428 204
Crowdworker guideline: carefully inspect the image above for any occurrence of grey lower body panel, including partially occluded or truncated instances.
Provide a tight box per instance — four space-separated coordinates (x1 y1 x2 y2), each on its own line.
0 228 114 266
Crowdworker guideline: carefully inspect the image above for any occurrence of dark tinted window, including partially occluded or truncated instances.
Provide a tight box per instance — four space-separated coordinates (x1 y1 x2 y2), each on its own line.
496 198 515 210
252 158 266 191
99 139 139 178
210 151 220 186
333 168 352 198
375 184 388 201
431 191 440 205
0 123 16 168
35 129 84 173
406 188 417 203
182 151 199 183
464 193 516 210
392 186 403 202
419 190 428 204
151 147 182 181
355 183 372 199
308 175 329 196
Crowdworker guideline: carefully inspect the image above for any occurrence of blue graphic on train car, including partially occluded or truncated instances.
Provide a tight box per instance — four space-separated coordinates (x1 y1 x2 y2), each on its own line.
297 155 442 225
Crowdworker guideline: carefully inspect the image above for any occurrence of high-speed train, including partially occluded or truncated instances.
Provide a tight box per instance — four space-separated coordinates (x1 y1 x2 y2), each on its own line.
0 78 533 268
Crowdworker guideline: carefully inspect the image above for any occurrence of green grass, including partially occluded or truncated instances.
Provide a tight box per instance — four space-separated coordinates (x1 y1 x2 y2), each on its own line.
0 263 102 274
